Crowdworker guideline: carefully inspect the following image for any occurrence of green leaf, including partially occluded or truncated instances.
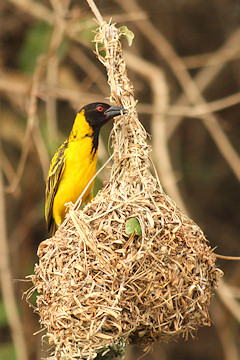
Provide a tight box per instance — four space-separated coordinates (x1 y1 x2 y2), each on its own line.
125 218 142 237
119 26 135 46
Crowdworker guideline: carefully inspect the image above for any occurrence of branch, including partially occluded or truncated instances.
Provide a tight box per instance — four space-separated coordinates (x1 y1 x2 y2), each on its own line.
5 57 44 194
167 28 240 136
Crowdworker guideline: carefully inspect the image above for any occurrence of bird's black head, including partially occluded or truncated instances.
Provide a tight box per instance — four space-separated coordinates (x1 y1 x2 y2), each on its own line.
81 102 127 129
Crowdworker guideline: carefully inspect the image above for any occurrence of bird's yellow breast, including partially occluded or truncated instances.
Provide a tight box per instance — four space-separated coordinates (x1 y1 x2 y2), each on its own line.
52 138 97 227
51 111 98 228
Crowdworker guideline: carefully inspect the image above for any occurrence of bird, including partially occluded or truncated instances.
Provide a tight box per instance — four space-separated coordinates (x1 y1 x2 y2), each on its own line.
45 102 127 235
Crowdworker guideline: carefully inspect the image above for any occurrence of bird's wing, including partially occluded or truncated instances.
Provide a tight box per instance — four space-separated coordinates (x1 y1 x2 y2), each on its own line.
45 141 68 234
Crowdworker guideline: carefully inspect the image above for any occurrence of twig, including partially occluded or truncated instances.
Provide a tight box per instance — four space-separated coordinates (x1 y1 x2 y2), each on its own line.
162 91 240 117
0 163 29 360
136 91 240 117
86 0 104 25
5 56 44 194
182 47 240 69
167 28 240 136
215 254 240 261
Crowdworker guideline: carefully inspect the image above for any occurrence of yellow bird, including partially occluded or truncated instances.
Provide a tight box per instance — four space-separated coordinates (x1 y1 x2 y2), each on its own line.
45 102 126 235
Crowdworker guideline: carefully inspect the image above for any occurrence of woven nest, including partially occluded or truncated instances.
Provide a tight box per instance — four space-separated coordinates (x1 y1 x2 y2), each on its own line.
31 22 223 360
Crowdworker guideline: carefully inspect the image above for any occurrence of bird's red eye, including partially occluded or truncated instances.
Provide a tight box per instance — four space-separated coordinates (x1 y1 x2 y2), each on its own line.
97 105 104 112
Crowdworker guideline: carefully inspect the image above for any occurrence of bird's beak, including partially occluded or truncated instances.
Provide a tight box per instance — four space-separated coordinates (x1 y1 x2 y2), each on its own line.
104 105 128 120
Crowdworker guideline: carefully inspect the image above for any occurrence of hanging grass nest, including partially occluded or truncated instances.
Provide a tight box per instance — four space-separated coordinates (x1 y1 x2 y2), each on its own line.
32 21 223 360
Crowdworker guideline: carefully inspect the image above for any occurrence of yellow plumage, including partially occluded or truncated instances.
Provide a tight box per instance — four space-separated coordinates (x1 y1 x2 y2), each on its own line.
45 102 126 235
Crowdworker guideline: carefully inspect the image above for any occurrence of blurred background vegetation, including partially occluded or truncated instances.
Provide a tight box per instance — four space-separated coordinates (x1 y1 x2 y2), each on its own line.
0 0 240 359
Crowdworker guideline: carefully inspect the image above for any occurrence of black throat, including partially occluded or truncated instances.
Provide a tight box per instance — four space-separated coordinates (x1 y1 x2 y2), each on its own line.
91 125 101 156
